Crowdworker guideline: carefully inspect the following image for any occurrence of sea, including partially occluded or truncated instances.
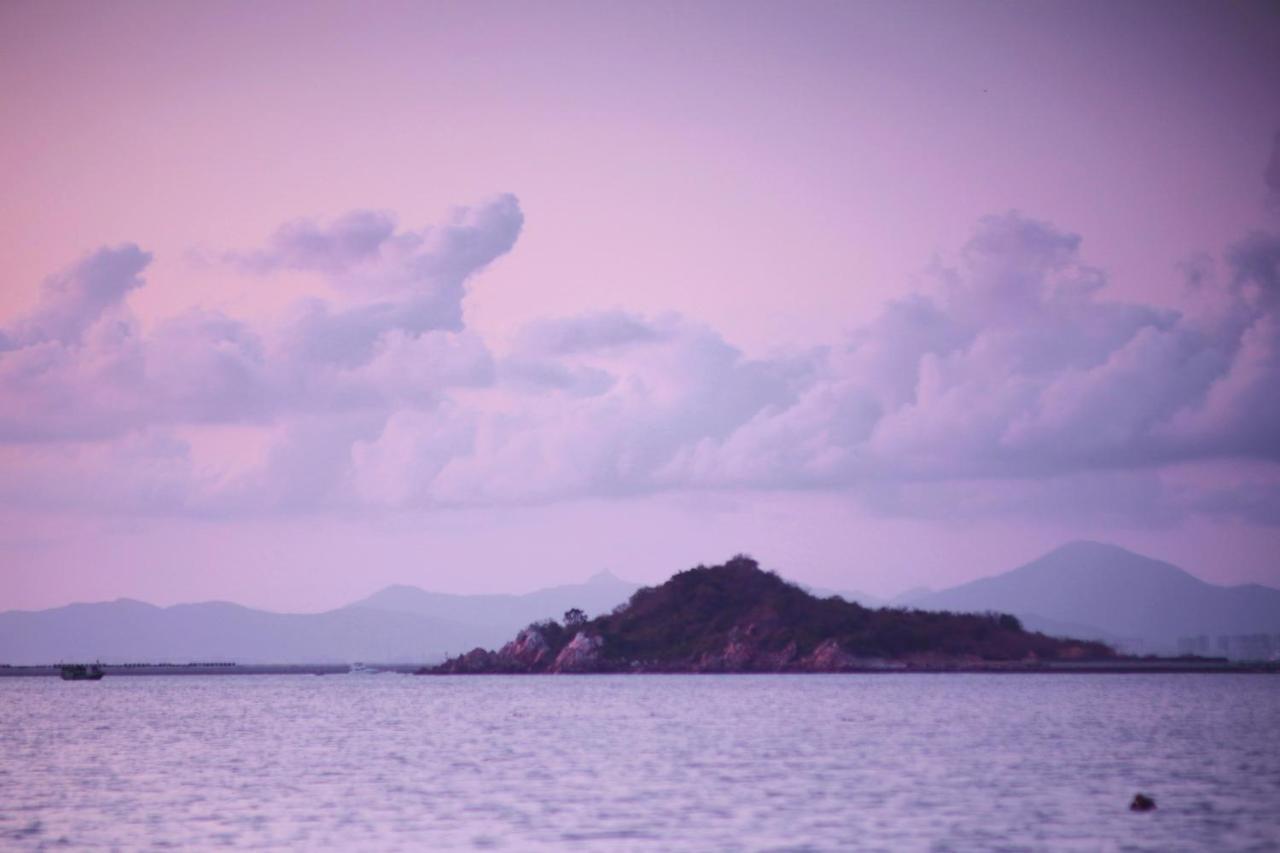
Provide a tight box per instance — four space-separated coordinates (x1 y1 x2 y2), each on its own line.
2 673 1278 851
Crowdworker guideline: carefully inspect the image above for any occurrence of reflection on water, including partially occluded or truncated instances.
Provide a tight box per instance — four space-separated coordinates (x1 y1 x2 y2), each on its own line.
2 674 1278 850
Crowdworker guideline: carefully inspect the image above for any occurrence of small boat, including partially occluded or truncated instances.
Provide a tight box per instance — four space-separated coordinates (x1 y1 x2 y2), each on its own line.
60 664 105 681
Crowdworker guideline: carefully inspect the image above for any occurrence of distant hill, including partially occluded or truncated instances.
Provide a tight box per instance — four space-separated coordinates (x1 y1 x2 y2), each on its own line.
801 583 884 608
0 599 494 665
0 572 639 665
906 541 1280 653
431 555 1113 674
352 570 639 629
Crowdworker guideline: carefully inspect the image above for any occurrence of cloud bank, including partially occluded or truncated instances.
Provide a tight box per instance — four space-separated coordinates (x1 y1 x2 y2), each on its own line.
1 194 1278 527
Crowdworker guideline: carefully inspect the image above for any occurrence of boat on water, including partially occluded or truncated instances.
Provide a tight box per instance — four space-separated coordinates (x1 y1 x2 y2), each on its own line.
60 664 105 681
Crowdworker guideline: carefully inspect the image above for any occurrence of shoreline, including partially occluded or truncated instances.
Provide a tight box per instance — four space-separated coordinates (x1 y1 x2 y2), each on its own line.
0 664 422 678
3 661 1276 677
415 661 1280 676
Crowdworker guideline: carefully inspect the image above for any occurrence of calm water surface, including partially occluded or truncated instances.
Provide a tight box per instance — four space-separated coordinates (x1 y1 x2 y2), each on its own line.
2 674 1278 851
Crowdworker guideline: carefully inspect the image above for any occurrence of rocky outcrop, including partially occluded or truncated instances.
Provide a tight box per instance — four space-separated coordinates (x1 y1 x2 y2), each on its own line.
444 647 498 673
500 626 553 669
802 638 858 670
552 632 604 672
697 628 799 672
430 626 555 674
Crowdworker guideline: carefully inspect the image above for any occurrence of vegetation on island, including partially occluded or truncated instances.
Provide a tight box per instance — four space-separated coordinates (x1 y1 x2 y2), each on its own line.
427 555 1114 674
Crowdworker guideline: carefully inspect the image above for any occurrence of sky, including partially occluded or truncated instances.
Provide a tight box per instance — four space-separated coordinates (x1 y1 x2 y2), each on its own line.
2 0 1280 612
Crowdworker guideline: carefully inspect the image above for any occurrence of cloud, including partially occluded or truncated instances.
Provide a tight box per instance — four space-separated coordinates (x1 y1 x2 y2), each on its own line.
2 193 1279 528
512 310 670 356
228 194 523 300
1226 230 1280 309
437 318 817 505
0 196 521 442
498 311 674 396
3 245 151 349
232 210 398 275
618 213 1280 513
331 207 1280 518
0 282 149 441
144 310 272 424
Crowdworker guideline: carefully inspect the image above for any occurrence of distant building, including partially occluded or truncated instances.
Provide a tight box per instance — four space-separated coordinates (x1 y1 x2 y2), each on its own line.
1212 634 1279 661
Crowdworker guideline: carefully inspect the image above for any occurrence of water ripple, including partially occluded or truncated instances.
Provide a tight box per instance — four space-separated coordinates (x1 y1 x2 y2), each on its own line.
1 674 1278 850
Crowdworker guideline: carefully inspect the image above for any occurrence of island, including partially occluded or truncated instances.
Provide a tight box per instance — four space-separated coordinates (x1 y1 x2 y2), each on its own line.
421 555 1116 674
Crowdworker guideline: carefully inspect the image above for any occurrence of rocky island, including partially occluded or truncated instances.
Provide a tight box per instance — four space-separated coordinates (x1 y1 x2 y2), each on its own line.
423 555 1114 674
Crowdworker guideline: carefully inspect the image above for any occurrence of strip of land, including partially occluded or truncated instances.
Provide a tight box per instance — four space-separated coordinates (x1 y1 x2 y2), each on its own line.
0 664 419 677
2 661 1275 677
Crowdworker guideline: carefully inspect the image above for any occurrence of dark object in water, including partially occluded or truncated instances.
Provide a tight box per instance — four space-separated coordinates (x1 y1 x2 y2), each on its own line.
60 664 105 681
1129 793 1156 812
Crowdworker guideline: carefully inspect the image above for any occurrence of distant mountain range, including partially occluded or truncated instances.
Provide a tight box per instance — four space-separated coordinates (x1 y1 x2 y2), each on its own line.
351 570 638 631
0 571 638 665
2 543 1276 664
902 541 1280 654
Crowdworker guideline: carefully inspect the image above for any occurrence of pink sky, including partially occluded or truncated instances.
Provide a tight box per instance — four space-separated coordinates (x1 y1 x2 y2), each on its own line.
2 1 1280 611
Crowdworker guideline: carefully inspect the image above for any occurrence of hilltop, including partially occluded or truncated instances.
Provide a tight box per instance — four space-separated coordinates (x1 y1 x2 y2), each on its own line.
428 555 1114 674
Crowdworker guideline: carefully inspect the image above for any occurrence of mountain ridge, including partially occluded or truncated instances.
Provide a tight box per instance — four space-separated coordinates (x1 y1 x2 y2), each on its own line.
905 540 1280 653
0 572 640 665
